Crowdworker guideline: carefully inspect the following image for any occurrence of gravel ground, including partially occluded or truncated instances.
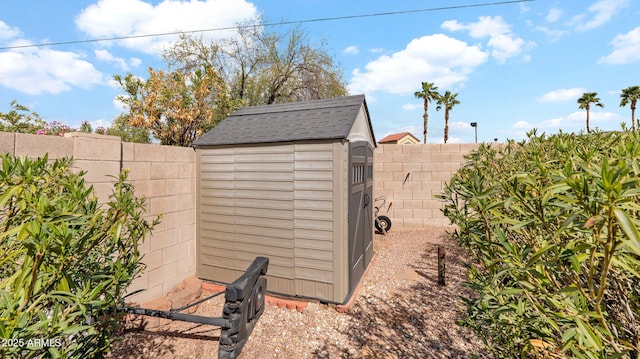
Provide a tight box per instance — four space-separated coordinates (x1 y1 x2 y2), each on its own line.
108 227 487 358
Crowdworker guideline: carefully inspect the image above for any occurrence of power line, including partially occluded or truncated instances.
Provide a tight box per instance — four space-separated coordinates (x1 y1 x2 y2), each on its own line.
0 0 535 51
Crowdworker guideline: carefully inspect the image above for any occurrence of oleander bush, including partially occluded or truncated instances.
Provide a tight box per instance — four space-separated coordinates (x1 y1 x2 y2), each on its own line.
439 129 640 358
0 154 158 358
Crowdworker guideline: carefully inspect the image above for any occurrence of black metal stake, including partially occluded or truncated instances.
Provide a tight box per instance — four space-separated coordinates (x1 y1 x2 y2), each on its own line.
437 246 446 286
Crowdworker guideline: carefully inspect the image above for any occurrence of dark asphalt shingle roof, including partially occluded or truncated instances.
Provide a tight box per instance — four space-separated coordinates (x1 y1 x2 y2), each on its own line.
191 94 375 147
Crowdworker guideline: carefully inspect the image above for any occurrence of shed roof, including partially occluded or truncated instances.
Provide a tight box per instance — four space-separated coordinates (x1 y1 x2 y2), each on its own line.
191 94 375 147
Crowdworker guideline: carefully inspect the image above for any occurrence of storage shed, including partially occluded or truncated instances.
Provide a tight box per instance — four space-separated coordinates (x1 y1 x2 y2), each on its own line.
191 94 376 303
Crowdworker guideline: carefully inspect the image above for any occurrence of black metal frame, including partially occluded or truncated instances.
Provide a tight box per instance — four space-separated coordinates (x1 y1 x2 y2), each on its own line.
121 256 269 359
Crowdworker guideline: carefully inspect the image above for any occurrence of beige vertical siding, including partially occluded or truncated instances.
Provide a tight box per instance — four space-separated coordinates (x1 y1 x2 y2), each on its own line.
197 140 350 302
197 144 296 292
331 141 350 302
293 141 336 300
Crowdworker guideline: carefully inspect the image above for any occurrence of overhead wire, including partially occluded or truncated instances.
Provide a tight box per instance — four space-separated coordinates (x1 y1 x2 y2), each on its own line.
0 0 535 51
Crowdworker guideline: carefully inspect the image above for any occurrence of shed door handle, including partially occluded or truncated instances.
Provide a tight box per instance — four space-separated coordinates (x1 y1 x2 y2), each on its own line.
363 193 370 208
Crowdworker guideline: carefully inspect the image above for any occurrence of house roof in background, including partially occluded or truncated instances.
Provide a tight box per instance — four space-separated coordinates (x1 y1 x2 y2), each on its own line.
191 95 375 147
378 131 420 144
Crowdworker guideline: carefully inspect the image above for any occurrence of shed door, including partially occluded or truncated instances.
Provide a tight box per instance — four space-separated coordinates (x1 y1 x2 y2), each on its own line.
348 141 374 291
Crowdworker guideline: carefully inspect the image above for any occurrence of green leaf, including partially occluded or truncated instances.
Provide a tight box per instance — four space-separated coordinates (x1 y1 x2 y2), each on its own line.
517 280 536 291
498 288 523 296
613 208 640 255
561 328 577 346
57 276 70 292
0 186 20 207
557 284 579 295
575 317 603 351
577 311 601 319
526 243 558 266
552 214 577 239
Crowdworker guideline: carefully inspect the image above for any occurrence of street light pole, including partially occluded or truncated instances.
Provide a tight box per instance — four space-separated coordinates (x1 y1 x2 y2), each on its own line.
470 122 477 143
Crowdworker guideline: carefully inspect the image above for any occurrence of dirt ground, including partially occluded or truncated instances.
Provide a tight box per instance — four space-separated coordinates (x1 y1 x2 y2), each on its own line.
107 227 487 358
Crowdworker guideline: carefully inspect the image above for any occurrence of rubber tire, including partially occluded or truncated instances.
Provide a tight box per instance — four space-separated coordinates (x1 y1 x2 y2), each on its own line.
375 215 392 233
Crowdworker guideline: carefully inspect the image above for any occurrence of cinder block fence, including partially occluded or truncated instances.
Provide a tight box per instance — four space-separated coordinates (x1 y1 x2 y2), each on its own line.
0 131 479 303
374 143 479 228
0 132 196 304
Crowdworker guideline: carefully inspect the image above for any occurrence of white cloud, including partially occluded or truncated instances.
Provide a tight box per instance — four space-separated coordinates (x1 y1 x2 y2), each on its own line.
570 0 630 31
75 0 259 55
502 111 622 140
90 118 113 130
441 16 534 63
0 21 106 95
534 26 569 41
537 1 629 40
129 57 142 67
348 34 487 95
537 110 619 129
343 45 359 55
512 120 533 130
402 103 420 111
546 8 563 23
598 26 640 64
487 34 526 63
0 44 105 95
0 21 21 41
95 49 129 70
450 121 475 131
442 17 509 38
538 88 587 103
113 96 129 111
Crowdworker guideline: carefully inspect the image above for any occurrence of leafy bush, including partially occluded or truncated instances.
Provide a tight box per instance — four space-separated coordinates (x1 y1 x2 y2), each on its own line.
439 129 640 358
0 154 158 358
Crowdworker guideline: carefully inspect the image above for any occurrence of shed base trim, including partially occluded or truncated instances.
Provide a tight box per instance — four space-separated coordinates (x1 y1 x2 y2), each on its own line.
337 252 377 312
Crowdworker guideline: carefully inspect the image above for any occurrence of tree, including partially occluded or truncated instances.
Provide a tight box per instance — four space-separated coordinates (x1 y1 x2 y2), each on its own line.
620 85 640 132
117 22 348 147
0 100 46 133
577 92 604 133
414 82 440 144
105 114 152 143
162 24 348 106
115 66 238 146
436 90 460 144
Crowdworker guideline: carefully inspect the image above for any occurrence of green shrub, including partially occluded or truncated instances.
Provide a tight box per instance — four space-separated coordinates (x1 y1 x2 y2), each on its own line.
0 154 158 358
439 129 640 358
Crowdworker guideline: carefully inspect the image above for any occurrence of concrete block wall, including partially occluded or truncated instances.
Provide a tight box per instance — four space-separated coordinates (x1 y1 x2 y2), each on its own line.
122 142 196 304
0 131 74 159
66 132 123 202
374 143 480 228
0 131 196 304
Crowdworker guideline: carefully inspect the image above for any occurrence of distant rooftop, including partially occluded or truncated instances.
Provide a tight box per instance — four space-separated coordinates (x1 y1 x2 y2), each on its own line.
378 132 420 144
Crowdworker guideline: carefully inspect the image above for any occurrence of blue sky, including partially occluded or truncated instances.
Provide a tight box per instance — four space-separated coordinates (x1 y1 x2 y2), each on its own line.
1 0 639 143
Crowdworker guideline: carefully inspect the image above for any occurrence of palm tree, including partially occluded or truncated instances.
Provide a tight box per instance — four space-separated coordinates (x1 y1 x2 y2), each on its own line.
620 86 640 132
436 91 460 144
414 82 439 143
577 92 604 133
